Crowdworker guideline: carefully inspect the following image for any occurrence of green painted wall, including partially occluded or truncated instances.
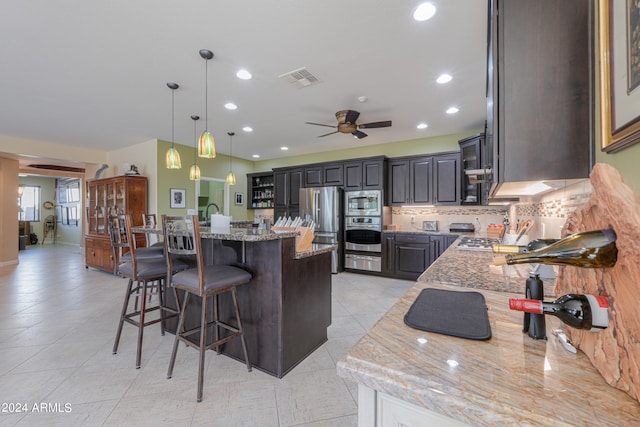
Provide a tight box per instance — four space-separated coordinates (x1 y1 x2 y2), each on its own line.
156 140 255 220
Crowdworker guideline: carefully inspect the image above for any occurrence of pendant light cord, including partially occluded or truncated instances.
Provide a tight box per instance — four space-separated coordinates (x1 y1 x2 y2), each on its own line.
205 59 208 132
171 89 175 148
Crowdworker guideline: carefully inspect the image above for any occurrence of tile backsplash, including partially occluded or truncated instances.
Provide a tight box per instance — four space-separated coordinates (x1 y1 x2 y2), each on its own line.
390 180 593 238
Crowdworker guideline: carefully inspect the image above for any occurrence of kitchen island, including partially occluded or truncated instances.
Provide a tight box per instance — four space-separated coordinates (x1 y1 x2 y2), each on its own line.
337 237 640 426
134 225 335 378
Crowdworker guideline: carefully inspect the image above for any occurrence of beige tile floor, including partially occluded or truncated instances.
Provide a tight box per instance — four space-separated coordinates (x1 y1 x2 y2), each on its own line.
0 244 413 426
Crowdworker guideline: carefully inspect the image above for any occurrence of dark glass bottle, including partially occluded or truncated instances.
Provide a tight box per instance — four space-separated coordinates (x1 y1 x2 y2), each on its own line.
509 294 610 331
523 273 546 339
493 238 559 254
493 229 617 268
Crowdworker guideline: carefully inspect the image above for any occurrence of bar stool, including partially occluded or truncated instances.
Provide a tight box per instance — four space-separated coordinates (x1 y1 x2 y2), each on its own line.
109 214 188 368
141 213 164 248
162 214 252 402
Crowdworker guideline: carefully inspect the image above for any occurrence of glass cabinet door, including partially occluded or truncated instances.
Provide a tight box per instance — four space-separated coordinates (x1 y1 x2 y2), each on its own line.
460 138 481 205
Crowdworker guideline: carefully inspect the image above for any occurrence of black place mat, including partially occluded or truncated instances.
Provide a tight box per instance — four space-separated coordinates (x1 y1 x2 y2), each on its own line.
404 288 491 340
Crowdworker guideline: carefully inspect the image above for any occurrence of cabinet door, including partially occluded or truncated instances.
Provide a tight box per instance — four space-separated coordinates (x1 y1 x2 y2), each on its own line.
274 170 288 207
362 159 384 190
323 163 344 186
288 169 303 206
459 135 483 205
395 235 430 280
304 166 323 187
434 153 459 205
382 233 396 275
410 157 433 205
344 162 363 190
388 160 409 205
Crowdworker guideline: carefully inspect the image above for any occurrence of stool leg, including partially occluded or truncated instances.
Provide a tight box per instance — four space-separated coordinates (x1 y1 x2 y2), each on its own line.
197 294 208 402
231 287 252 372
136 280 148 369
158 278 165 336
113 278 134 355
212 294 220 354
167 292 189 379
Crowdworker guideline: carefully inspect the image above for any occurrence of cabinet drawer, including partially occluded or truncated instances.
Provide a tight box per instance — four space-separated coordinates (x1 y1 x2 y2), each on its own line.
395 234 430 244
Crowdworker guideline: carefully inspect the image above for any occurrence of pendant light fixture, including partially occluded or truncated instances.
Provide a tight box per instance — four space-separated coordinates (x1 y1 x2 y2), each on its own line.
198 49 216 158
189 115 201 181
225 131 236 185
165 82 182 169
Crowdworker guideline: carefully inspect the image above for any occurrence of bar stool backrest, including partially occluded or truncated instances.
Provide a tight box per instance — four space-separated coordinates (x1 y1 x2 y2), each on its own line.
162 215 206 295
141 213 158 246
108 214 137 277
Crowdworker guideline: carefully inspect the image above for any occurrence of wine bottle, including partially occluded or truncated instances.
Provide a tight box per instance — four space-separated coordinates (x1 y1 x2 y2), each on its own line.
509 294 609 331
493 238 559 254
492 229 617 268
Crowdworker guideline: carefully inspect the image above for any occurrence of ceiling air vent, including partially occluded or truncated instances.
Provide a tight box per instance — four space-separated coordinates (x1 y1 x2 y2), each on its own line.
279 67 319 88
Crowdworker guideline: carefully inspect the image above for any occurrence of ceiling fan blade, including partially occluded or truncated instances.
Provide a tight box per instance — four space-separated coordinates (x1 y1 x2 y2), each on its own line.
318 130 339 138
352 130 368 139
305 122 338 128
358 120 392 129
345 110 360 124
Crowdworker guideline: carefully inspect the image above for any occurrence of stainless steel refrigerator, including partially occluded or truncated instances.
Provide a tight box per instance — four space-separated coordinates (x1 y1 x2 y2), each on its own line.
299 186 343 273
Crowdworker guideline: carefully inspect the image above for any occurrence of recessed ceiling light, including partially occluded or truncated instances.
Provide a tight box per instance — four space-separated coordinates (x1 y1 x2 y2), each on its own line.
236 69 252 80
446 107 459 114
357 96 368 103
225 103 238 110
242 126 253 132
280 146 289 151
436 74 452 84
413 3 436 21
252 154 260 158
417 123 428 129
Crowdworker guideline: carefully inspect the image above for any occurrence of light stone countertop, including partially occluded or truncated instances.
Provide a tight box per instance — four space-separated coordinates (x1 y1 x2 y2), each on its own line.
132 226 333 259
337 238 640 426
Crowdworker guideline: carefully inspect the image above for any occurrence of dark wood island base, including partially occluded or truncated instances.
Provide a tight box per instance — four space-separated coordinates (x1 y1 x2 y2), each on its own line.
162 234 333 378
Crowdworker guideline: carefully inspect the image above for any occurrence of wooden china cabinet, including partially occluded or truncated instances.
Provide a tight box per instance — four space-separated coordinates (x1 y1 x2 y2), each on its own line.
85 175 148 273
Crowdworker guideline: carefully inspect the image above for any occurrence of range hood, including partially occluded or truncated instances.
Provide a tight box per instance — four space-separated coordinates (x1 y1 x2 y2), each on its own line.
490 178 588 199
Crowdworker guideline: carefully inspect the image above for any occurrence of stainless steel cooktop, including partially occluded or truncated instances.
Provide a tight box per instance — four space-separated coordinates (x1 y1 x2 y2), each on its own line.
456 236 501 251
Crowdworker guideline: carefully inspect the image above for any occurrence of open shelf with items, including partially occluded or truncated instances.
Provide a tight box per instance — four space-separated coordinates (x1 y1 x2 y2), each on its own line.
247 172 275 209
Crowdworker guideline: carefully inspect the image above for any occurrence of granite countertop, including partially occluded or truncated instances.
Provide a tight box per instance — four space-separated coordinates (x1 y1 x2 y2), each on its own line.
336 239 640 426
419 237 557 297
132 226 299 241
383 229 472 236
295 243 336 260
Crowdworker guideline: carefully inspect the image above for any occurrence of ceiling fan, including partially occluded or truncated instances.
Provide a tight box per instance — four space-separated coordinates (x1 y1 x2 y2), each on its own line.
305 110 392 139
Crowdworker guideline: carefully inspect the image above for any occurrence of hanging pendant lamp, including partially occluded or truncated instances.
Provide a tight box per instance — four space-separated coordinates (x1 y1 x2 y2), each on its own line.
226 132 236 185
165 82 182 169
189 115 201 181
198 49 216 158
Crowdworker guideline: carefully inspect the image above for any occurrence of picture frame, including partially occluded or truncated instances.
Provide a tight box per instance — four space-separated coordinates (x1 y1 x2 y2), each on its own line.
170 188 186 209
235 192 244 206
599 0 640 152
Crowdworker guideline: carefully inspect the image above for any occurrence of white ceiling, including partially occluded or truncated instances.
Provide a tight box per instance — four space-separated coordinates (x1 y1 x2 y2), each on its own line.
1 0 488 166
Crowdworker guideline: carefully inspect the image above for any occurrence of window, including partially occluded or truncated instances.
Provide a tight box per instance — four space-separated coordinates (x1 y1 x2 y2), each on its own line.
18 185 41 222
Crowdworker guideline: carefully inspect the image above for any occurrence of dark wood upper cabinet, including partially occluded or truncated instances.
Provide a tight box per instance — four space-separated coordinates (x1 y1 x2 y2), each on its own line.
344 157 386 190
322 163 344 186
389 152 459 206
487 0 592 188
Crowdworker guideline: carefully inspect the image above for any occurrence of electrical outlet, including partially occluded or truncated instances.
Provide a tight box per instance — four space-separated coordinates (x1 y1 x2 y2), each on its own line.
411 216 415 224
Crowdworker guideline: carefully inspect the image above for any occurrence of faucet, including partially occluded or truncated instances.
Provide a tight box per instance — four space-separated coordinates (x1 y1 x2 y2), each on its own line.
205 202 220 225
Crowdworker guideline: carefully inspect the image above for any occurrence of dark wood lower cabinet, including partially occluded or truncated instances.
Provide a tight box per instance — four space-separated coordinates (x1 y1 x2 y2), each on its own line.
164 238 331 378
382 233 458 280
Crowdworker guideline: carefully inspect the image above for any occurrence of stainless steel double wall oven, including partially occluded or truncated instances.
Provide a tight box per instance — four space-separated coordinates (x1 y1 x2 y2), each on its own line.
344 190 383 272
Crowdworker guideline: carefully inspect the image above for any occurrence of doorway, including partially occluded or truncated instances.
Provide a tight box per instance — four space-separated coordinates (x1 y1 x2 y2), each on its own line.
195 177 229 221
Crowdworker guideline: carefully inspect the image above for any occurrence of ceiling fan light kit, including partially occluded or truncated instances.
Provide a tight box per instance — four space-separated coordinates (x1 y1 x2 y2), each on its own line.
305 109 392 139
